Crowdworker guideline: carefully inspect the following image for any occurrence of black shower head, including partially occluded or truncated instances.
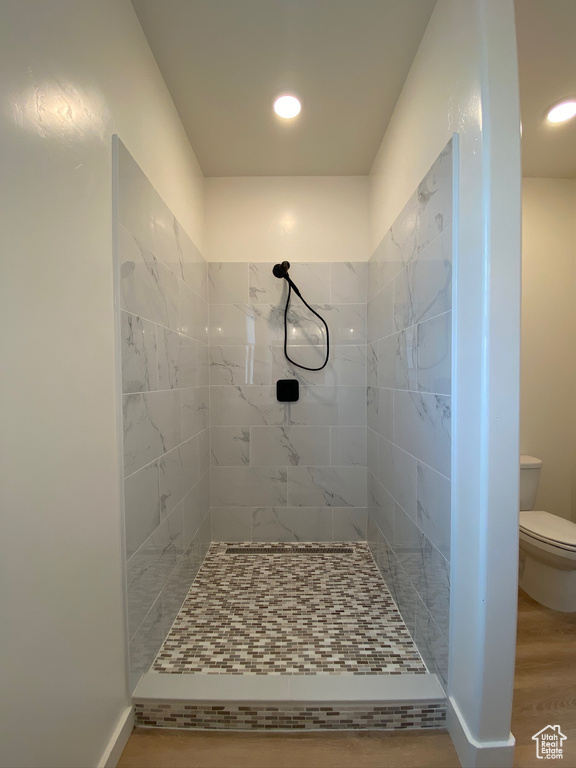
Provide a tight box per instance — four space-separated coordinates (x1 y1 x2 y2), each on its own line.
272 261 290 278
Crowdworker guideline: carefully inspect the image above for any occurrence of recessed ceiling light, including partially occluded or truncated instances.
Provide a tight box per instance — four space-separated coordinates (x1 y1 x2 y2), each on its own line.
546 100 576 124
273 94 301 119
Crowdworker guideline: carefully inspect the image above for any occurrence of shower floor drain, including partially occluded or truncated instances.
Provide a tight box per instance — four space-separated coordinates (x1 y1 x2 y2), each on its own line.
225 546 354 554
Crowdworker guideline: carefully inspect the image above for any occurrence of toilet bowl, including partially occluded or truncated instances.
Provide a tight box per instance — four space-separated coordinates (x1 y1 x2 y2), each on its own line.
519 456 576 611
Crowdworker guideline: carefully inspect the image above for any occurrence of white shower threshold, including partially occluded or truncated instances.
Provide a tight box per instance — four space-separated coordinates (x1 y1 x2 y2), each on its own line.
133 542 447 731
133 671 446 731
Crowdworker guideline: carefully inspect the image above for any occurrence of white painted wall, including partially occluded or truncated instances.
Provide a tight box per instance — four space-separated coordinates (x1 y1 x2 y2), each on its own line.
369 2 521 765
521 179 576 522
205 176 370 262
0 2 204 766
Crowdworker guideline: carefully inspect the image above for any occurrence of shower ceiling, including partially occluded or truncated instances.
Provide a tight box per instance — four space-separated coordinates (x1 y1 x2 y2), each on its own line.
130 0 435 176
132 0 576 178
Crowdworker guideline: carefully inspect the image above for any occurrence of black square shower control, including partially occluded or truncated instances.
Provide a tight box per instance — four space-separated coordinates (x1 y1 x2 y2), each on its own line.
276 379 299 402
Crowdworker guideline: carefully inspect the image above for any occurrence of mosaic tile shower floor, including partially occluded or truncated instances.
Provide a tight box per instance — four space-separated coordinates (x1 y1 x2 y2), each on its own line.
152 542 427 676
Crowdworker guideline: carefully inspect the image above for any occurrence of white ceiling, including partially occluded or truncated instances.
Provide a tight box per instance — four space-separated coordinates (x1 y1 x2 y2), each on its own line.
515 0 576 178
132 0 576 179
131 0 435 176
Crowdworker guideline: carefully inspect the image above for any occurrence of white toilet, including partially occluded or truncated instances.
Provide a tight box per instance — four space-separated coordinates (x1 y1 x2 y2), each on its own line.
519 455 576 612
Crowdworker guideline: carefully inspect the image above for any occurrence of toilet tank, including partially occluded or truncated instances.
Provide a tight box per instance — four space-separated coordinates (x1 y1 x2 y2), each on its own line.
520 455 543 511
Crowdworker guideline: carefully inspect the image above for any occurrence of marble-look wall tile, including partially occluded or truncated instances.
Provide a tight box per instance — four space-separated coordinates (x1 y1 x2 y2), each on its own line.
211 466 287 507
288 467 367 508
367 386 393 440
182 472 210 547
248 262 290 303
251 426 330 467
126 508 183 638
209 345 248 385
415 600 449 689
367 428 379 479
367 256 379 303
210 344 366 387
374 335 394 389
209 262 249 304
179 281 208 342
394 328 418 391
158 438 199 518
322 304 367 345
210 427 250 466
393 508 450 636
393 391 451 478
121 311 158 394
252 507 333 542
181 386 209 439
367 139 452 686
197 261 209 303
118 141 211 689
333 385 367 428
331 262 367 304
249 262 330 304
128 596 163 692
211 507 252 542
123 390 182 476
416 312 451 395
160 567 192 637
197 343 210 387
333 508 367 541
415 140 453 248
160 529 206 636
378 141 453 289
417 462 451 560
124 464 160 559
378 438 417 521
373 331 418 392
326 346 367 387
252 304 286 346
150 195 182 280
209 384 365 428
210 385 281 426
209 303 256 345
181 238 205 295
331 427 367 466
393 227 452 332
204 258 369 544
157 329 197 390
376 228 407 291
375 529 395 591
367 281 393 342
367 343 378 388
198 429 210 477
193 294 209 344
368 474 395 543
367 514 379 556
119 224 179 331
376 531 418 637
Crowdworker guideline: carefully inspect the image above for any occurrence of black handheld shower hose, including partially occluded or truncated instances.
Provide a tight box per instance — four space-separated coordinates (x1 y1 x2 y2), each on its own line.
272 262 330 371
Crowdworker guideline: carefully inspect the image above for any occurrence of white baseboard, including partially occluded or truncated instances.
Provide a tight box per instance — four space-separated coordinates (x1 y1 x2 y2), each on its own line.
98 706 135 768
447 698 515 768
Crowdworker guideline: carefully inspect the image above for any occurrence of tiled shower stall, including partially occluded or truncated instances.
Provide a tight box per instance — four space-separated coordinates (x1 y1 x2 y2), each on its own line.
116 136 452 698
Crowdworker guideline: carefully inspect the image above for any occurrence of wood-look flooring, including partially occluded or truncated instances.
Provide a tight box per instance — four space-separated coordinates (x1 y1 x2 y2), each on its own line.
117 590 575 768
512 590 576 767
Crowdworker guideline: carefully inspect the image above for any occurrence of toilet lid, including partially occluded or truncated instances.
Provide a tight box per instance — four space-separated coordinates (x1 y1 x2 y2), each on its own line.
519 510 576 550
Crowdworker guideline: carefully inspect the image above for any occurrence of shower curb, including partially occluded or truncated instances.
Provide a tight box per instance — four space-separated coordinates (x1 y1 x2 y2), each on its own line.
133 672 446 731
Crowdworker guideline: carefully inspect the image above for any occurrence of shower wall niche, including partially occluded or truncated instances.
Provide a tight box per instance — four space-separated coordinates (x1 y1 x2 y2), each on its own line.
114 139 211 690
367 140 453 688
208 261 368 542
